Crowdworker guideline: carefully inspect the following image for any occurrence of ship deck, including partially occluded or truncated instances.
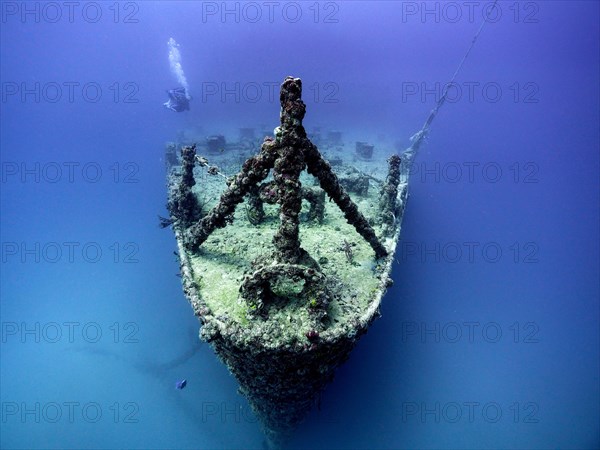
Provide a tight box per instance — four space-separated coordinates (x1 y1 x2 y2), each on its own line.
177 149 405 348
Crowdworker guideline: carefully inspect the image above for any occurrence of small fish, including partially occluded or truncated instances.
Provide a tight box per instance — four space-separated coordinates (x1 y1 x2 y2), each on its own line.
175 379 187 390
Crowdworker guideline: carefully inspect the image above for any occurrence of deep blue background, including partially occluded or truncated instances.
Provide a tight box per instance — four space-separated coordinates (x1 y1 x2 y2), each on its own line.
1 1 598 449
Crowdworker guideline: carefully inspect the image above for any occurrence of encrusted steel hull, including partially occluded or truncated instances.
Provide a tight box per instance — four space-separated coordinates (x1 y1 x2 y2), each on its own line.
168 76 411 448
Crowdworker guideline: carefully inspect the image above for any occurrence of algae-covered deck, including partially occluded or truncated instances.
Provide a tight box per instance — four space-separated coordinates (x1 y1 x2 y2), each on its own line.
184 164 396 348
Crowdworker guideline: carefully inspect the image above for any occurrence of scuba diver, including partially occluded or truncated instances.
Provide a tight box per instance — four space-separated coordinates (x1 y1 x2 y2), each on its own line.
164 87 190 112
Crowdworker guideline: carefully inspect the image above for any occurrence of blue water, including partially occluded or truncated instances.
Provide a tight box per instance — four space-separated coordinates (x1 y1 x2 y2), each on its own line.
1 2 598 449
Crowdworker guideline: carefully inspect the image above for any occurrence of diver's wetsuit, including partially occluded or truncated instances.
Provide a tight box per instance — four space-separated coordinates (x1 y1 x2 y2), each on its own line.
164 87 190 112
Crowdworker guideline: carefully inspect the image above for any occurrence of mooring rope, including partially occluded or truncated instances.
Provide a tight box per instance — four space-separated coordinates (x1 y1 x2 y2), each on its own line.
405 0 500 157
